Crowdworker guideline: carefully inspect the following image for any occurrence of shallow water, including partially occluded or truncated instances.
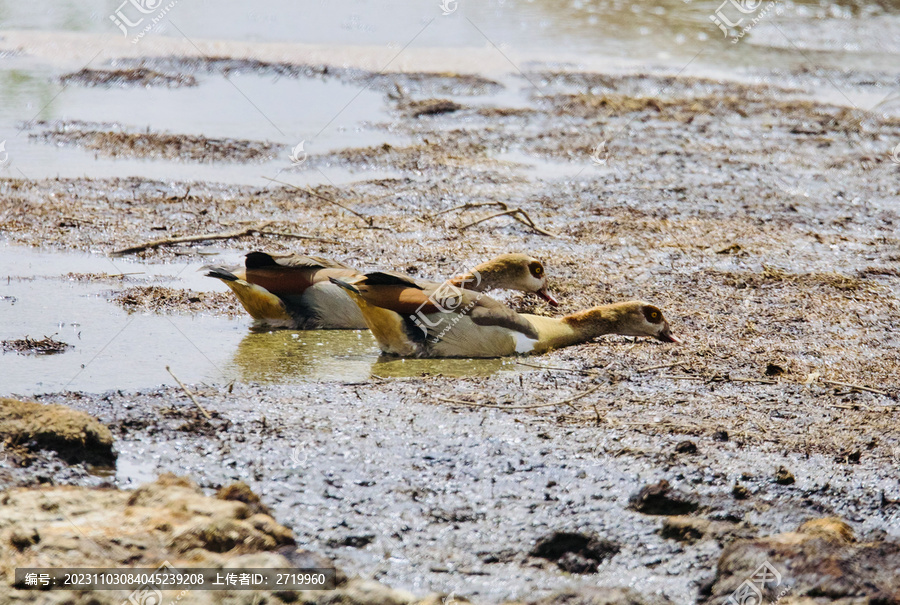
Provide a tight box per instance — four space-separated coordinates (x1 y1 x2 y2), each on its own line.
2 0 898 186
3 0 898 65
0 61 405 186
0 245 518 395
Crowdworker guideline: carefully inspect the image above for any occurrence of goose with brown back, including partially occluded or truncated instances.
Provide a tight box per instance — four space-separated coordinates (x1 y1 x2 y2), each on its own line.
331 274 680 358
205 252 558 330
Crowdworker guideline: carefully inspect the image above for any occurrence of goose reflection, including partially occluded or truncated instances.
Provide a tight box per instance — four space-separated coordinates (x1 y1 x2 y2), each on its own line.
227 328 513 383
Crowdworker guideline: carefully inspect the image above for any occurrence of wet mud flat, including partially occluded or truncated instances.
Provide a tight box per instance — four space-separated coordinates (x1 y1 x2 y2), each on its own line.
28 120 281 163
2 57 900 603
6 376 900 603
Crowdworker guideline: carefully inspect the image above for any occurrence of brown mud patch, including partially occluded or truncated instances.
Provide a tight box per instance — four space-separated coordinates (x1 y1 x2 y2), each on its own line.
30 121 280 162
524 71 805 98
59 67 197 87
111 285 243 316
113 56 504 95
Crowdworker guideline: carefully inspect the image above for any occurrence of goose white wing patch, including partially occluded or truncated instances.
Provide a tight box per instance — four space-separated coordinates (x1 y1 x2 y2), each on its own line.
301 282 367 329
512 332 538 354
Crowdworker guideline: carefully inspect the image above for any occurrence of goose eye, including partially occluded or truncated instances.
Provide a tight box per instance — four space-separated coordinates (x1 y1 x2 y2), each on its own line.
530 262 544 277
643 307 664 323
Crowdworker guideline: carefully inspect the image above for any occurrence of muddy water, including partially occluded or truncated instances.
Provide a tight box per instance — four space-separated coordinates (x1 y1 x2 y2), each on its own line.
0 246 519 395
3 0 899 66
0 62 405 186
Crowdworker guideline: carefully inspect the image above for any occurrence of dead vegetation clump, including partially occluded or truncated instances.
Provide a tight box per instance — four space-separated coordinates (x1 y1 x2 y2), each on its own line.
400 98 464 118
525 70 803 98
59 67 197 87
714 266 872 292
60 271 143 282
327 140 496 173
113 57 503 95
541 92 869 127
1 336 71 355
31 128 280 163
0 398 115 464
111 286 243 316
475 106 539 118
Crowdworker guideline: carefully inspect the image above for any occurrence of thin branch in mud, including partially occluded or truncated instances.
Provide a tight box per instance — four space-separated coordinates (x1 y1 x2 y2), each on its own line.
166 365 212 421
635 361 684 372
433 201 510 218
659 374 705 381
255 228 341 244
436 200 556 236
822 379 889 396
515 360 601 376
263 177 379 228
459 208 557 237
111 221 273 256
436 383 603 411
730 377 778 384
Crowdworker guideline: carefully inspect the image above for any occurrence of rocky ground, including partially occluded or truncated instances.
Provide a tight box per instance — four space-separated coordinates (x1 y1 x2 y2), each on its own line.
1 56 899 603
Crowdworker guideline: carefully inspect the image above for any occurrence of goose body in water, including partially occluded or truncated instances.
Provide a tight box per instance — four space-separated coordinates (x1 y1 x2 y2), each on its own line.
205 252 557 330
331 272 679 358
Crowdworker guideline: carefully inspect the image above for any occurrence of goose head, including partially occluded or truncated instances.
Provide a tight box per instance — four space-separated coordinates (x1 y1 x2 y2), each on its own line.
462 253 558 306
566 301 681 343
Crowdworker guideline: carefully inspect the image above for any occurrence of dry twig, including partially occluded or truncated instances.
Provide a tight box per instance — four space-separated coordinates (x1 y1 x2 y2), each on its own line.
636 361 684 372
440 200 557 237
263 177 378 228
111 220 336 256
515 360 602 375
112 221 273 256
459 208 557 237
166 365 212 421
822 379 889 396
433 201 508 217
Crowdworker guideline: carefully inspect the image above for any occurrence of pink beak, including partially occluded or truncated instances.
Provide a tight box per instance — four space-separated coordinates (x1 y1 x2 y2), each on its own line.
657 326 682 344
537 287 559 306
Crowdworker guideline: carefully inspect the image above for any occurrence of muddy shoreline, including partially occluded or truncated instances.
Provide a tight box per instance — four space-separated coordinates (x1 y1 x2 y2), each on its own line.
2 46 900 604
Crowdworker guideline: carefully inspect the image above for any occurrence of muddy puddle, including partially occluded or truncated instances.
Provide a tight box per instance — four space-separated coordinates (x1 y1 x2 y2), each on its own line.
0 61 407 186
0 246 519 395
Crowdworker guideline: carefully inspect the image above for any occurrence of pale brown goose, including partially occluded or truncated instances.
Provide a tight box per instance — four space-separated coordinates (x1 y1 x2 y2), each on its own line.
205 252 557 330
331 273 680 358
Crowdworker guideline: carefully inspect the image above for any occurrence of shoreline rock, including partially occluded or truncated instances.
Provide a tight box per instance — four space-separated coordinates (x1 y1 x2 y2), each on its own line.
0 474 422 605
0 398 116 465
699 517 900 603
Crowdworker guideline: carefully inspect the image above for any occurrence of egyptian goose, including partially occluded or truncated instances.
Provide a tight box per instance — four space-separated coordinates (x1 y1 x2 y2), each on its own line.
204 252 557 330
331 273 680 357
